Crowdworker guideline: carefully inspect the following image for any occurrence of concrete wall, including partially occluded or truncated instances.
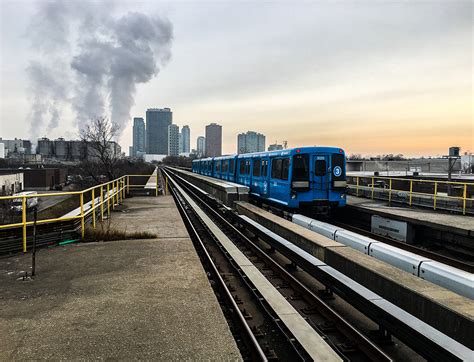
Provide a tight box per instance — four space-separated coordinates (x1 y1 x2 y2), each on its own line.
0 173 24 195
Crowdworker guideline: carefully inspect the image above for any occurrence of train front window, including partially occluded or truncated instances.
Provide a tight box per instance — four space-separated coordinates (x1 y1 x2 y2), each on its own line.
315 160 326 176
292 154 309 181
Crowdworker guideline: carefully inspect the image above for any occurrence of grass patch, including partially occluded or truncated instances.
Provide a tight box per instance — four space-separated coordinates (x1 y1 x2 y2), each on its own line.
83 224 156 242
84 227 156 242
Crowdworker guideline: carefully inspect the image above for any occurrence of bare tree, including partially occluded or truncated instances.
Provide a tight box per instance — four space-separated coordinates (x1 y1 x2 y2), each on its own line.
80 117 121 182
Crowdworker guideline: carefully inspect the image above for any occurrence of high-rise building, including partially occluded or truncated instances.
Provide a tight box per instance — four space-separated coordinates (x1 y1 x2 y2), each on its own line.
181 125 190 153
132 117 146 157
268 143 283 151
197 136 206 157
179 133 183 153
146 108 172 154
168 124 180 156
237 131 265 154
205 123 222 157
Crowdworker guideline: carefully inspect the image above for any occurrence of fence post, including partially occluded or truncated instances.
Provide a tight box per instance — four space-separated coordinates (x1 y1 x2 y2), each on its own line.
356 177 359 197
127 175 130 195
122 178 126 199
118 180 121 204
80 193 85 240
433 182 438 210
107 183 110 216
388 178 392 205
112 181 116 209
463 184 467 215
371 177 374 199
100 186 104 221
155 173 158 196
165 177 168 195
22 196 27 253
409 180 413 206
92 188 96 229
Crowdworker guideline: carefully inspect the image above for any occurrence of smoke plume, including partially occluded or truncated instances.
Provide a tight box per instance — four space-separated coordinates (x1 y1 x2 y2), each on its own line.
26 1 173 140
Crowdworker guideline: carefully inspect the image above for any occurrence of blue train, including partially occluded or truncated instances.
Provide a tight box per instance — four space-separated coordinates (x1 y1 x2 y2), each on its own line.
192 147 347 215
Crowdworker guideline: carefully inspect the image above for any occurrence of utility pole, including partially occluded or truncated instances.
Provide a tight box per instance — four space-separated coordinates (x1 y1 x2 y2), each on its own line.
447 147 460 196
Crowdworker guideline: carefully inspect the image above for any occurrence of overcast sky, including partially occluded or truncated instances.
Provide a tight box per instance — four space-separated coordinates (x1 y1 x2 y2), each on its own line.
0 0 472 156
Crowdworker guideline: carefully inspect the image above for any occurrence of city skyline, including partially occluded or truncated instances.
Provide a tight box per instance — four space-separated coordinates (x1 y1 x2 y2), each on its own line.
0 1 472 157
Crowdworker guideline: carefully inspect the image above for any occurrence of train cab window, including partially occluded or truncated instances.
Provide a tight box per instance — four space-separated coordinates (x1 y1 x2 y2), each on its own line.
239 160 246 174
272 158 290 180
253 159 261 176
292 154 309 181
281 158 289 180
315 159 326 176
261 160 268 177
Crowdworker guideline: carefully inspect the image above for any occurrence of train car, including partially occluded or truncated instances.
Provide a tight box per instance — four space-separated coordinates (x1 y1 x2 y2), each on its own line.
192 146 347 214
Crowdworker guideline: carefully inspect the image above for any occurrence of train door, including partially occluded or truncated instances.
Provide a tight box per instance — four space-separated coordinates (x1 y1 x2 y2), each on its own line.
251 158 262 195
312 155 329 199
261 159 269 197
269 157 290 205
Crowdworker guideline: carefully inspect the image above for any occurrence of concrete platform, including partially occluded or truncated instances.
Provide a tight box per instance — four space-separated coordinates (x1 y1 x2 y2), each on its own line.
345 196 474 253
347 196 474 234
0 196 241 360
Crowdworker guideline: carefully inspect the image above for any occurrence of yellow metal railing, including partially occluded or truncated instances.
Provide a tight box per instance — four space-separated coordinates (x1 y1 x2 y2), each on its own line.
0 173 160 252
349 175 474 215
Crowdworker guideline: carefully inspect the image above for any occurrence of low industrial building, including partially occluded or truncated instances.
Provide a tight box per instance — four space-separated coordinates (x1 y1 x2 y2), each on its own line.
37 138 121 162
0 138 32 156
0 168 67 191
0 171 24 195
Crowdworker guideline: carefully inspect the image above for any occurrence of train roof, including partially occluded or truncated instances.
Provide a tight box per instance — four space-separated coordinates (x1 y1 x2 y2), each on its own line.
237 146 344 158
193 147 344 162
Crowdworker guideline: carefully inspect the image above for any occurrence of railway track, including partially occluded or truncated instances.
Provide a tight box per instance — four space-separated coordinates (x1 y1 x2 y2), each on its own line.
164 167 472 361
163 168 391 361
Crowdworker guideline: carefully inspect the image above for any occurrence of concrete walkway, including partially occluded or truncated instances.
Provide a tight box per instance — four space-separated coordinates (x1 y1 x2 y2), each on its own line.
0 195 241 360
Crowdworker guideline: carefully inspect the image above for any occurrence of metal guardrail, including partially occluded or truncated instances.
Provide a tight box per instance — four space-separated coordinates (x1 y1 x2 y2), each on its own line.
0 174 158 252
348 175 474 215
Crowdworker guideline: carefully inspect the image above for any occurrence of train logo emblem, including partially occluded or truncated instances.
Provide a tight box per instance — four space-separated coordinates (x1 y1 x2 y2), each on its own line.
333 166 342 177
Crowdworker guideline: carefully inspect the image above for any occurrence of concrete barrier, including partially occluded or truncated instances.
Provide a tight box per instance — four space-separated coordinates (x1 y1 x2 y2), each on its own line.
168 167 249 207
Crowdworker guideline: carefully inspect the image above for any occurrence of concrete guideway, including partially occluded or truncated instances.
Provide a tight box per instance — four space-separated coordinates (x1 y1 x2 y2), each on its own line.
235 201 474 350
0 196 241 360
